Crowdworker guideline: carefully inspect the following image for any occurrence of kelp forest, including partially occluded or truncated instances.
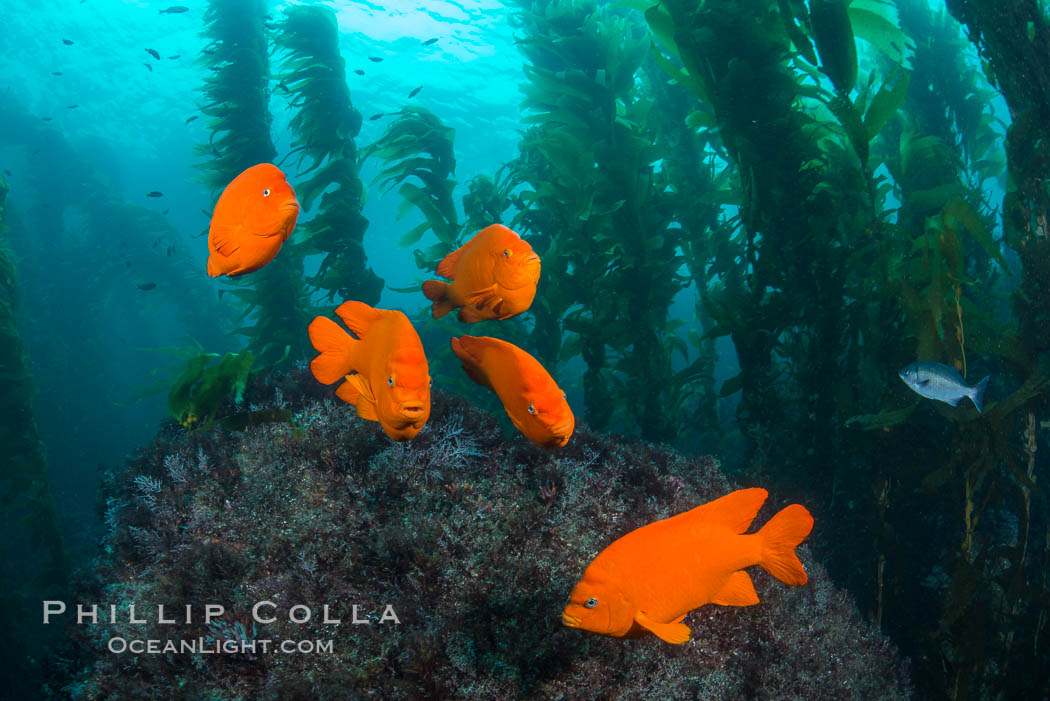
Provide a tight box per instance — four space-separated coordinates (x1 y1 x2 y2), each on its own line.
362 2 1050 693
2 0 1049 698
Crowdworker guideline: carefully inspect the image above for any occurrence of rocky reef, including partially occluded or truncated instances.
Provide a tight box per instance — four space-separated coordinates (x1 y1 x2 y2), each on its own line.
48 369 911 699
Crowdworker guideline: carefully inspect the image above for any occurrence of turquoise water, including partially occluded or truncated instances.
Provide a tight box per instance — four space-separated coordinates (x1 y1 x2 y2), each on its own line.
1 1 1047 699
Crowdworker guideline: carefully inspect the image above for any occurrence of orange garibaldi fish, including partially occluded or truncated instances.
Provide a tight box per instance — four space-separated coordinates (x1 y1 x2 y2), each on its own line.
207 163 300 277
308 301 431 441
422 224 540 322
450 335 573 448
562 487 814 644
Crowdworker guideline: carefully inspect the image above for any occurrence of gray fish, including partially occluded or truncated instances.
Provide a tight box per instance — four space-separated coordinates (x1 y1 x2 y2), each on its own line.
159 6 189 14
899 361 989 413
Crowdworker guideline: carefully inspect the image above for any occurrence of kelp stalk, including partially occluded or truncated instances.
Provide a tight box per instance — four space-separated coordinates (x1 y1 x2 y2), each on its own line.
275 5 383 305
197 0 313 365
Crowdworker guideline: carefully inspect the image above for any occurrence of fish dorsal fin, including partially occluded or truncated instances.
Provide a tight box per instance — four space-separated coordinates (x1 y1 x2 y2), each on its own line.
435 247 462 279
339 374 378 421
686 487 768 534
450 337 492 388
634 611 691 644
210 223 242 257
335 301 383 339
711 570 760 607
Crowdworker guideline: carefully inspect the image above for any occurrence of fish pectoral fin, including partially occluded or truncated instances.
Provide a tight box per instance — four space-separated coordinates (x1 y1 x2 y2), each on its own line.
458 306 492 323
711 571 760 607
633 611 691 644
334 378 360 405
355 398 379 422
465 284 500 306
341 373 379 422
210 224 242 257
916 378 930 386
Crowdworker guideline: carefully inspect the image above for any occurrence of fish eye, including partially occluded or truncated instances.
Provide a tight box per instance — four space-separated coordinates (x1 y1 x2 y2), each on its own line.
562 391 566 400
263 188 271 197
528 404 536 414
429 378 433 388
387 376 394 387
504 249 511 258
584 597 598 609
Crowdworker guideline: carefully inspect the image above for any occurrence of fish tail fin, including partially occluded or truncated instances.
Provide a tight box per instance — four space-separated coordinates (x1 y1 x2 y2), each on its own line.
757 504 814 586
422 280 455 318
972 376 990 414
307 316 355 385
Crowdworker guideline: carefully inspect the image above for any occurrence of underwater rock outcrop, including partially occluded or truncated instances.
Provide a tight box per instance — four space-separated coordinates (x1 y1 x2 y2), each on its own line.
52 370 911 699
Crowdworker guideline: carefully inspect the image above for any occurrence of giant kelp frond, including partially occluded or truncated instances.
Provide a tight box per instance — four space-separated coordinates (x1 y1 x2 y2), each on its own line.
275 4 382 305
194 0 276 190
276 6 362 187
510 0 688 439
462 167 524 233
195 0 315 366
167 350 254 429
364 106 459 270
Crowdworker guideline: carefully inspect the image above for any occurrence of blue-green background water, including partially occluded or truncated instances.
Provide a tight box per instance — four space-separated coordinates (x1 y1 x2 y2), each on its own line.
0 0 734 563
2 0 535 558
2 0 1048 698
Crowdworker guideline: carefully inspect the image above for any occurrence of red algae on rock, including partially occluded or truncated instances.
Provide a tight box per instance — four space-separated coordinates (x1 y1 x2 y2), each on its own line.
48 370 911 700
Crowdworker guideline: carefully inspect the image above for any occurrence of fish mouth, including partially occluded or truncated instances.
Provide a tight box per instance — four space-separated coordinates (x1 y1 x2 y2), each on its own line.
281 201 301 215
397 401 426 420
561 612 581 628
549 421 573 444
548 436 570 449
525 254 540 265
